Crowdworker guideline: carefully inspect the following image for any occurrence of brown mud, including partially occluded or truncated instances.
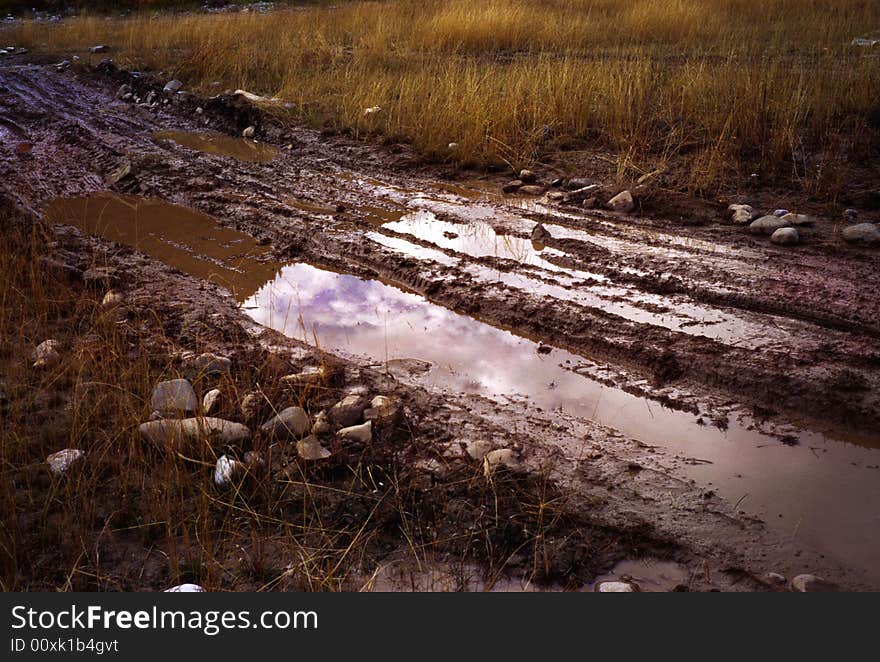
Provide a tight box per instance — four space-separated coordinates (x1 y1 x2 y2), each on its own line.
2 55 879 590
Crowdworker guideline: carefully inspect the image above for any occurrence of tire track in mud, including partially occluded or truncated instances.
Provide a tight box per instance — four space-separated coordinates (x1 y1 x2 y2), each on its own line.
2 60 878 436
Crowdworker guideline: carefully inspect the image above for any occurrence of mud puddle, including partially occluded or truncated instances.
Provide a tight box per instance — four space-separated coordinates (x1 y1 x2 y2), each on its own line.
45 192 280 301
590 559 690 592
244 262 880 582
153 130 280 163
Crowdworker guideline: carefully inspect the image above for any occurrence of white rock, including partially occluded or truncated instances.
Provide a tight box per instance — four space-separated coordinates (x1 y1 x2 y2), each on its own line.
139 417 251 453
281 367 327 388
447 142 459 150
163 79 183 93
780 213 815 227
102 290 124 307
519 169 537 183
31 339 60 368
46 449 85 475
749 215 790 235
202 388 222 415
465 439 493 461
791 574 838 592
164 583 205 592
296 435 331 460
728 204 755 224
363 106 382 117
195 107 203 115
770 227 799 245
483 448 522 473
371 395 393 409
214 455 246 487
766 572 787 585
261 406 310 438
606 190 635 213
338 420 372 444
842 222 879 245
328 394 367 427
242 126 256 138
596 581 636 592
151 378 198 415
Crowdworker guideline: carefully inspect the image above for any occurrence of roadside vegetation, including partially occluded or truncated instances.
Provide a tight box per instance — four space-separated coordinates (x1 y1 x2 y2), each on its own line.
8 0 880 194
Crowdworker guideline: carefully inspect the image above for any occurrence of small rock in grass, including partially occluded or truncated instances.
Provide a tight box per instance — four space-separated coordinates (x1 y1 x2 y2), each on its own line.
502 180 523 194
518 169 537 183
202 388 222 415
841 222 879 245
46 449 85 476
749 215 790 235
243 450 265 468
242 126 255 138
89 45 109 53
296 434 331 460
193 352 231 376
139 417 251 453
261 406 310 439
772 208 790 217
240 390 270 423
213 455 246 488
311 410 330 436
791 574 838 592
483 448 522 473
363 106 382 118
606 190 635 213
770 227 799 246
163 79 183 94
338 420 372 444
151 378 198 416
102 290 124 307
465 439 493 461
164 584 205 592
328 394 367 427
31 339 60 369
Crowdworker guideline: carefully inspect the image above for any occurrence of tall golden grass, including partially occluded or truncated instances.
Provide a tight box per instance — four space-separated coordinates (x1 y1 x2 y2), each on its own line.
10 0 880 190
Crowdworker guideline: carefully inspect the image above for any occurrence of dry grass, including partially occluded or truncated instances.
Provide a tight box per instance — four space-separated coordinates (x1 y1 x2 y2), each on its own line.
10 0 880 191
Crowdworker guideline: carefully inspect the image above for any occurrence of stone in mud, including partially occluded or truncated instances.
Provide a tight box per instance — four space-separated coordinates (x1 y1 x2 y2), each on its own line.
595 581 638 593
519 185 546 196
749 215 790 235
770 227 799 246
239 390 270 423
780 213 815 227
564 177 592 191
164 584 205 592
338 420 372 444
281 367 326 388
203 388 222 415
465 439 493 461
728 203 754 223
46 449 85 476
841 222 879 245
518 169 537 183
242 126 256 139
765 572 787 586
193 352 231 376
483 448 522 473
311 410 330 436
531 223 552 244
163 79 183 94
606 190 635 213
102 290 124 307
791 574 838 592
139 417 251 453
546 191 566 202
502 180 523 194
213 455 246 488
843 208 859 222
773 209 790 217
151 378 198 416
31 339 60 369
261 406 310 439
328 394 368 427
296 434 331 460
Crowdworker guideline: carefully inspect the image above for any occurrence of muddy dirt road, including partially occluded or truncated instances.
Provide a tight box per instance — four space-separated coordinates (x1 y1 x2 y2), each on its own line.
2 57 879 588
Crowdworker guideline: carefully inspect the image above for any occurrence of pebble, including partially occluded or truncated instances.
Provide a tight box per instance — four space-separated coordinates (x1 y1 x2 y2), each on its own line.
202 388 222 415
139 417 251 453
193 352 231 376
151 378 198 415
46 449 85 476
765 572 787 585
261 406 310 439
31 339 61 369
596 581 637 593
841 222 879 244
791 574 839 592
102 290 124 307
213 455 246 488
564 177 592 191
780 213 815 227
164 584 205 592
518 185 545 196
606 190 635 213
772 208 790 217
749 215 790 235
363 106 382 118
281 367 327 388
518 169 537 183
242 125 256 138
770 227 799 245
328 394 367 427
296 435 331 460
483 448 522 473
338 420 372 444
501 180 523 194
163 79 183 93
465 439 493 461
311 410 330 436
